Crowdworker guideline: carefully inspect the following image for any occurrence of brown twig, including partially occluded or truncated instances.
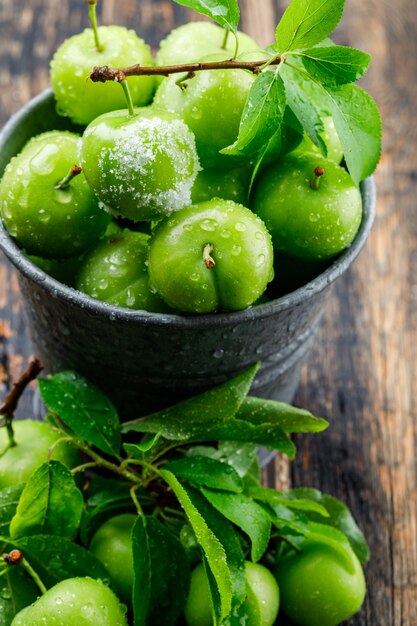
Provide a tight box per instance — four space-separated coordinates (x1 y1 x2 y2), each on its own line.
89 55 281 83
0 357 44 419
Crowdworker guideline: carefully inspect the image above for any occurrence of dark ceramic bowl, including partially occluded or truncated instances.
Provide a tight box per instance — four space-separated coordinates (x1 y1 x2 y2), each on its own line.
0 90 376 418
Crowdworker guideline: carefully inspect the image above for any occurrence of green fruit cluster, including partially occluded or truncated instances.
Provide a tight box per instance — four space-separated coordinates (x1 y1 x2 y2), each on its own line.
0 15 364 315
0 364 368 626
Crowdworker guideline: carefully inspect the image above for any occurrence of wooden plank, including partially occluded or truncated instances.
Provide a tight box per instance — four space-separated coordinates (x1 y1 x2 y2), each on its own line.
291 0 417 624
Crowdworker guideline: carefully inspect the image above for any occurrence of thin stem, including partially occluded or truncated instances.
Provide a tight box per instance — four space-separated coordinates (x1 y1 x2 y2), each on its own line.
310 166 325 190
74 440 142 485
88 0 103 53
5 419 15 449
130 485 144 516
233 32 239 59
119 80 135 117
55 165 82 190
21 558 48 595
71 461 98 475
222 29 230 50
89 55 281 83
48 436 73 460
203 243 216 270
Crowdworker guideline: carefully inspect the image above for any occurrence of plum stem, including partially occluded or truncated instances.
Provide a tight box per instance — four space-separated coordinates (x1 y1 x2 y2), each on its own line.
88 0 103 53
55 165 82 190
130 485 144 516
203 243 216 270
222 29 230 50
310 166 325 190
21 557 48 595
89 54 282 83
0 357 44 449
119 79 135 117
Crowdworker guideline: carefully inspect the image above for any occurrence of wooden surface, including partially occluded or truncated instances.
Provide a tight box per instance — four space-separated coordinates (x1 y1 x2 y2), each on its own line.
0 0 416 624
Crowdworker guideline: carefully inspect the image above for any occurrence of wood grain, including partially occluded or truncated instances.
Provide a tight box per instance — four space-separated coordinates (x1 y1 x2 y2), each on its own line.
0 1 416 624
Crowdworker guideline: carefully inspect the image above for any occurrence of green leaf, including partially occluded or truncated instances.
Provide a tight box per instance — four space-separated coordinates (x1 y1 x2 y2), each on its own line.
237 396 328 433
165 456 243 493
39 371 121 456
281 63 326 154
299 45 370 86
184 443 260 481
0 566 39 626
287 487 370 562
248 106 304 197
10 461 84 540
206 421 296 457
201 488 271 562
124 434 162 456
222 72 286 156
0 485 24 536
173 0 240 32
246 486 329 517
123 364 259 439
187 488 246 622
324 83 382 183
132 516 190 626
276 0 346 52
160 470 233 622
8 534 111 589
217 442 259 479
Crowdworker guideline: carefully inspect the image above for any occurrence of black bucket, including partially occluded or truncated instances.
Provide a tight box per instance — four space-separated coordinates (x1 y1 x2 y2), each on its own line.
0 90 376 419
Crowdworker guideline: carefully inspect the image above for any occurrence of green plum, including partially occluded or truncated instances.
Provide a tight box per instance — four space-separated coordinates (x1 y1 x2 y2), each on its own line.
252 153 362 260
28 253 86 287
148 199 274 314
156 22 260 69
0 131 110 259
11 577 128 626
50 26 155 126
191 166 251 205
76 230 170 312
184 561 279 626
81 108 201 221
292 116 344 164
153 54 256 170
89 513 136 607
0 420 79 488
275 537 366 626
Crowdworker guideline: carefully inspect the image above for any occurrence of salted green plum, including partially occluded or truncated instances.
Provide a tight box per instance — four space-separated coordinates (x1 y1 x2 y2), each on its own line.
148 199 274 314
156 22 260 69
191 166 251 205
0 420 79 488
89 513 136 607
293 116 344 164
81 108 201 221
11 577 128 626
276 536 366 626
0 131 110 258
50 26 155 125
252 154 362 260
184 561 279 626
76 230 169 312
154 54 256 170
